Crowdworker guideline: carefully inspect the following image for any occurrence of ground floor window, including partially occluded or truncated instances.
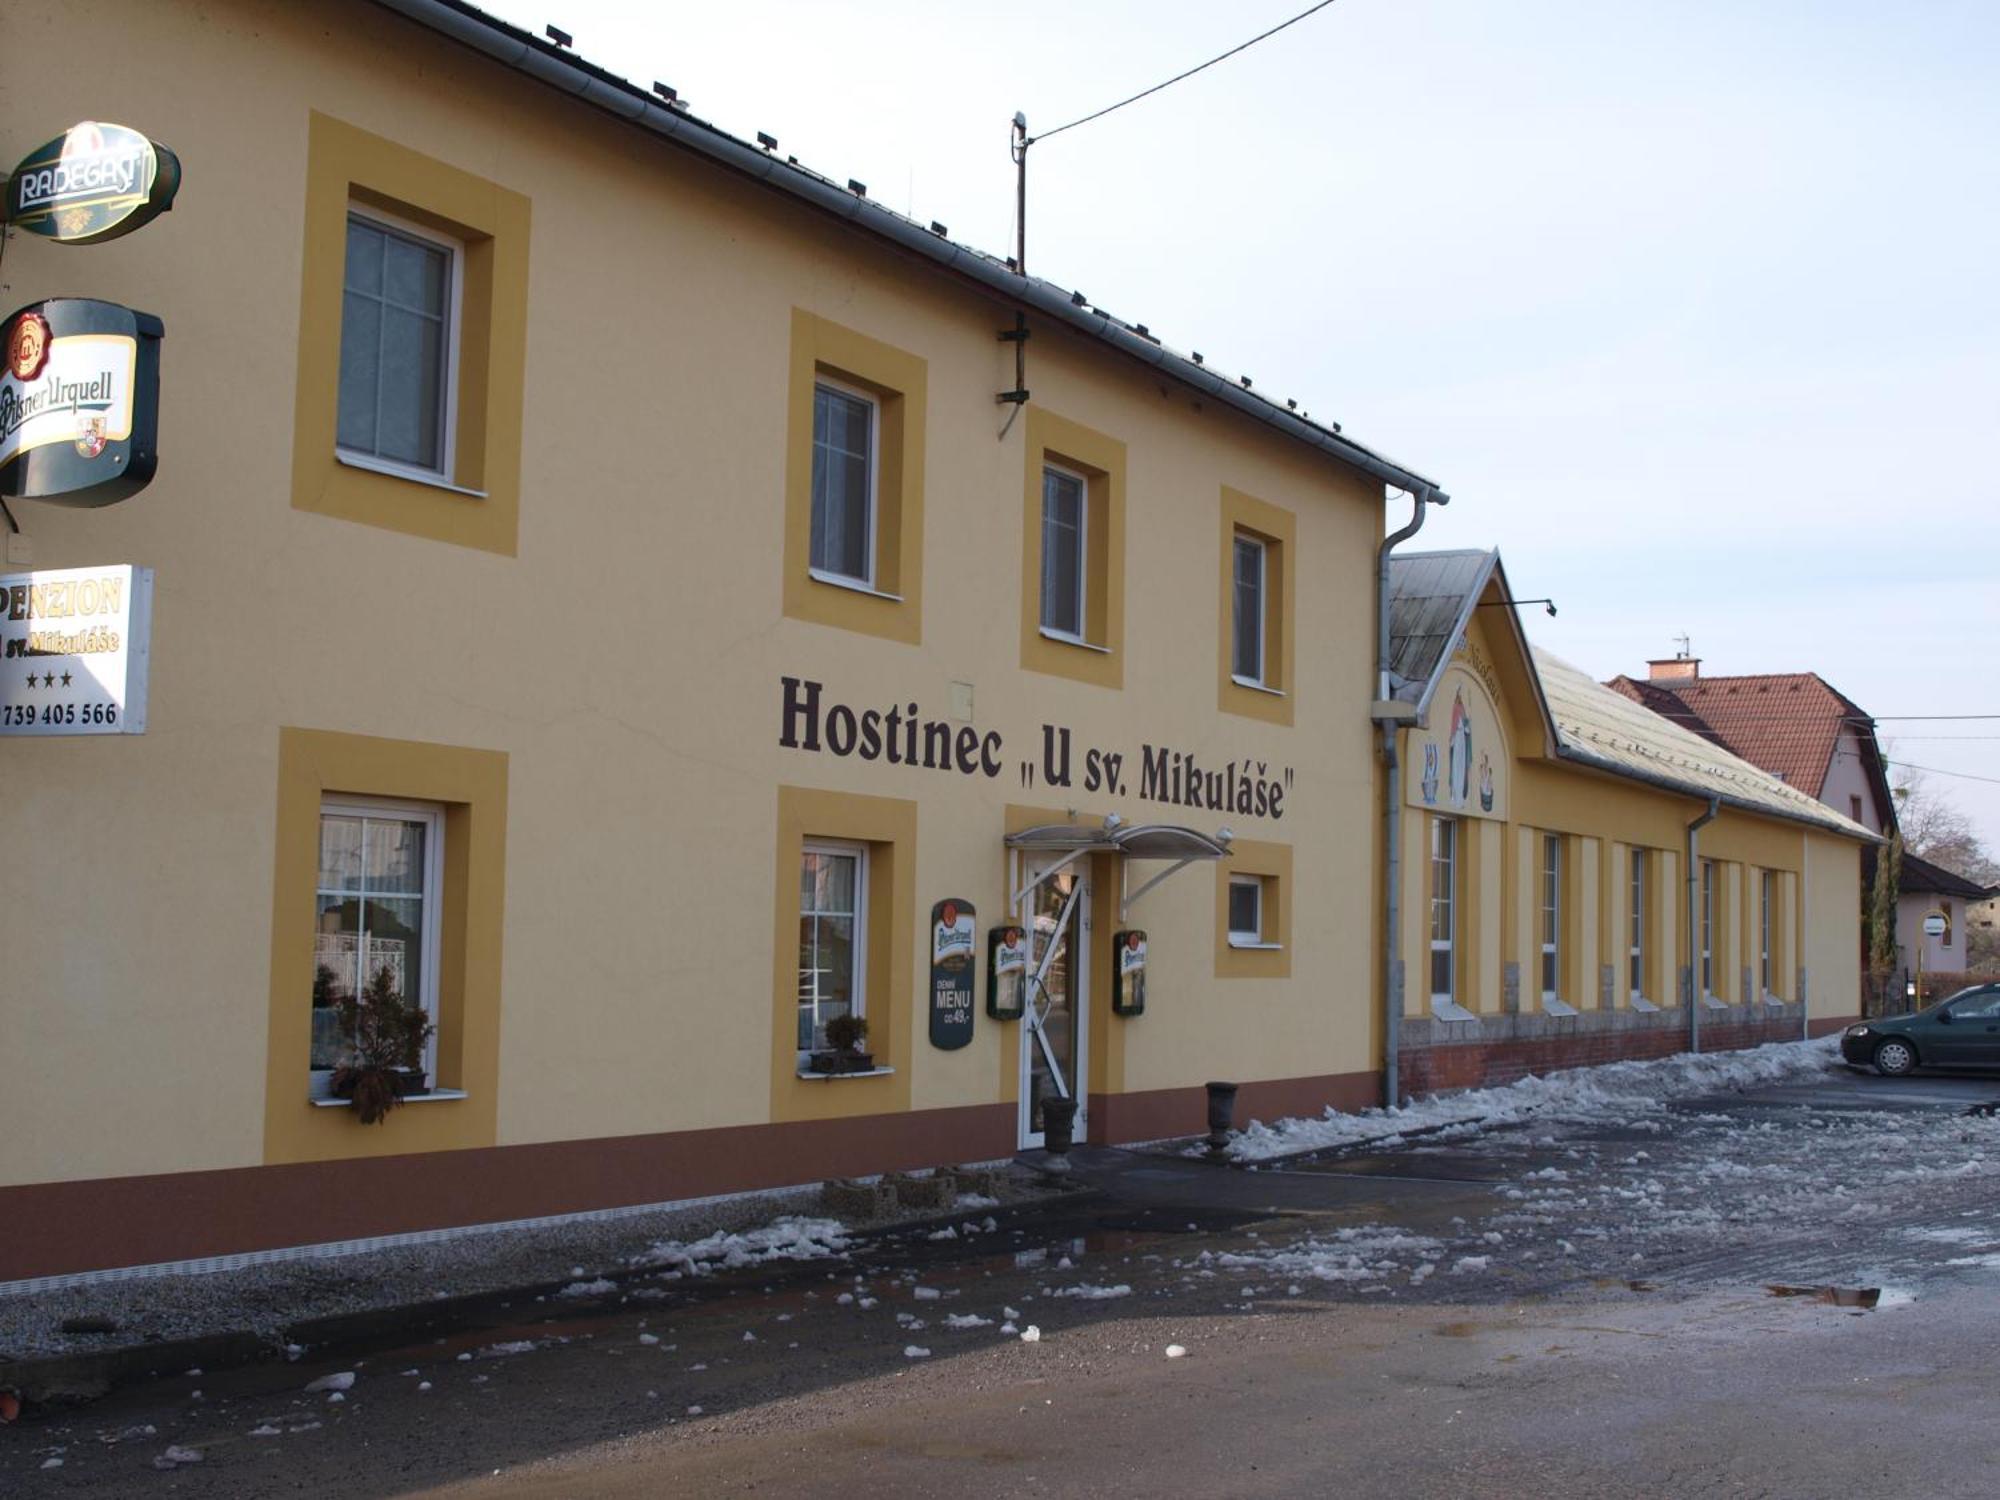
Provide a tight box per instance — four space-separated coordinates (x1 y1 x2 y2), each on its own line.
1629 847 1647 1001
1540 832 1562 1002
1430 816 1457 1002
1760 870 1775 994
798 840 868 1060
312 798 443 1086
1228 874 1266 946
1701 859 1716 997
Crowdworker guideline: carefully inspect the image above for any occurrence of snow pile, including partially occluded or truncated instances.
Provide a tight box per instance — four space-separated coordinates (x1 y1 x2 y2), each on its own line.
1228 1037 1840 1161
629 1216 851 1275
1211 1227 1444 1285
557 1277 618 1297
1047 1283 1132 1300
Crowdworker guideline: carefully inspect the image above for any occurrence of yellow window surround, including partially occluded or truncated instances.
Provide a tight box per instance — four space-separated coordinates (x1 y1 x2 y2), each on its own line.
1019 407 1126 690
782 310 929 644
291 112 531 556
1215 838 1294 979
265 728 508 1164
1218 487 1295 725
770 785 917 1122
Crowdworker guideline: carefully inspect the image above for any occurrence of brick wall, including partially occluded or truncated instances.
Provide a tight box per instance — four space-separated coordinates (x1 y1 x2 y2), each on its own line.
1399 1003 1824 1097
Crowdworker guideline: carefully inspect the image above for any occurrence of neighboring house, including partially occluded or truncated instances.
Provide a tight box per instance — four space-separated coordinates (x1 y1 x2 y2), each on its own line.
1384 553 1872 1096
1606 654 1963 991
1895 853 1997 995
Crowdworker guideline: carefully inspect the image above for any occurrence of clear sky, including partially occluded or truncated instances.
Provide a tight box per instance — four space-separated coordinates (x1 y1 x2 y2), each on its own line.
490 0 2000 844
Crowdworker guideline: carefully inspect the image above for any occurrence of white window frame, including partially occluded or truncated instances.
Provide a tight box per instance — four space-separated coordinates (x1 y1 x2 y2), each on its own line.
1760 870 1775 994
1629 848 1647 1003
1228 874 1277 949
1700 860 1716 998
335 204 464 488
1231 532 1268 688
312 795 445 1097
1038 460 1090 645
807 375 881 593
1540 833 1562 1004
1430 817 1457 1003
798 838 869 1069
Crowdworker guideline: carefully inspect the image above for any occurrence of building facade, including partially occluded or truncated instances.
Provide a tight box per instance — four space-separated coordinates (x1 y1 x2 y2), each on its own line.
2 0 1869 1288
1386 554 1869 1094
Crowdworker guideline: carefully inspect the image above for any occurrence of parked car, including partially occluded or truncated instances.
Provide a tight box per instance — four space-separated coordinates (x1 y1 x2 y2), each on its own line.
1842 985 2000 1075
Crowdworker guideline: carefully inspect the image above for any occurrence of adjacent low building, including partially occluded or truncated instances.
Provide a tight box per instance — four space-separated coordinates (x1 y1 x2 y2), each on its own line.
1385 553 1872 1094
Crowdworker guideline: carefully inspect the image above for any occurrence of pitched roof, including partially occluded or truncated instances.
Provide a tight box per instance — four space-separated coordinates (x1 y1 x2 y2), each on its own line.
1603 670 1895 829
1536 652 1873 839
1385 550 1497 697
1899 850 1995 901
1383 552 1873 840
370 0 1446 503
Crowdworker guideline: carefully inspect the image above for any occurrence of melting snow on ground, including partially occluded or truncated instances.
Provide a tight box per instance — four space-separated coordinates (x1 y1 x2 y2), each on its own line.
1228 1037 1844 1161
629 1217 851 1275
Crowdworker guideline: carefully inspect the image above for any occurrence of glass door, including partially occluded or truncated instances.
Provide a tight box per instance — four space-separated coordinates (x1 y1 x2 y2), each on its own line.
1019 858 1089 1149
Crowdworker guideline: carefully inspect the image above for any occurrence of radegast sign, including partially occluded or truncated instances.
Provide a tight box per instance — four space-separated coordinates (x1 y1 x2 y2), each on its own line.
6 122 181 245
1 299 164 507
779 676 1295 821
0 564 153 736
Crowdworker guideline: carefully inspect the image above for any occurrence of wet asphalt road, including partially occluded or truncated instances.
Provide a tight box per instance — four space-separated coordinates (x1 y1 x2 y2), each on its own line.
9 1064 2000 1498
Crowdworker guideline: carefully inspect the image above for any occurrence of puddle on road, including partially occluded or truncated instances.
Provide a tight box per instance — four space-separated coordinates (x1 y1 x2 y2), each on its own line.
1765 1284 1882 1309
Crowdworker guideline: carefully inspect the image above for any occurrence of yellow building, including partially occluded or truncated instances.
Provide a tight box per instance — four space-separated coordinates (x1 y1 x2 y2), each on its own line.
1384 551 1870 1096
0 1 1869 1287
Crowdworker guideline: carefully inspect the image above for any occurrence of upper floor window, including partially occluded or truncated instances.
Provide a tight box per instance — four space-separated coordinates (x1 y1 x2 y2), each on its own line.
809 379 878 587
337 209 460 481
1039 463 1088 640
1232 534 1267 685
1850 794 1863 824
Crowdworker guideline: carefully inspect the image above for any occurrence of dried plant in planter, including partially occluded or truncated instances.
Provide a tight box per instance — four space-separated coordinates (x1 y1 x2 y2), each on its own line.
331 965 435 1124
814 1012 873 1073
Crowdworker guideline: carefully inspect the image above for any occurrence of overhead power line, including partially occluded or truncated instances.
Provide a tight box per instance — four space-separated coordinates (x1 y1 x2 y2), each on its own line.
1030 0 1342 144
1885 759 2000 789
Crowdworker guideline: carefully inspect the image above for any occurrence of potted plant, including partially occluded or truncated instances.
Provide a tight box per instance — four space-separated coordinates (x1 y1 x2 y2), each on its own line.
810 1012 874 1075
330 965 435 1124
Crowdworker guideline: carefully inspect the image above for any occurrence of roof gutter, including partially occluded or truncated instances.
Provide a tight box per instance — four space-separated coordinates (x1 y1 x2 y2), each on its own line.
367 0 1448 502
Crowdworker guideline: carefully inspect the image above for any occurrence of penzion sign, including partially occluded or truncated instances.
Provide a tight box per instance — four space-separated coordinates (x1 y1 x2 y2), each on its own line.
5 122 181 245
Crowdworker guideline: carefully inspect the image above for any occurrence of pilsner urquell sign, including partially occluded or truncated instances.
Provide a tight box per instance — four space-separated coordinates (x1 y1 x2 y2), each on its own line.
1 299 164 507
5 122 181 245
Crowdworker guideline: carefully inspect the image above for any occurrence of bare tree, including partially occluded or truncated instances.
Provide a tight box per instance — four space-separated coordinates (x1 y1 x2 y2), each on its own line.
1888 762 1999 883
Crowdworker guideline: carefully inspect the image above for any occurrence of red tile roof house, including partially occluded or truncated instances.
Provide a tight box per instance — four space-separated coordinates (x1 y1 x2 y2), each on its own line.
1607 655 1988 1006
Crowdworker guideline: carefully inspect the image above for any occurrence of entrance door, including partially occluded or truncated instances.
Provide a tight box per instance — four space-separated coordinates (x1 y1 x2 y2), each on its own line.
1018 858 1089 1149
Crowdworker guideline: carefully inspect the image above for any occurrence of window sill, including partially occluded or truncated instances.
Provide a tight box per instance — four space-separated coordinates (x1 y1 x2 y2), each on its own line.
310 1088 468 1108
1430 999 1479 1024
1038 627 1111 655
1229 674 1286 698
794 1066 897 1081
336 449 487 499
1629 994 1662 1013
1540 996 1579 1018
1761 992 1790 1007
1700 993 1731 1010
1228 938 1283 951
809 568 903 603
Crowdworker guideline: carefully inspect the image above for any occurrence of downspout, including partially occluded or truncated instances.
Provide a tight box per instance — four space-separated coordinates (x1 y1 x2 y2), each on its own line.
1374 487 1436 1108
1685 796 1720 1053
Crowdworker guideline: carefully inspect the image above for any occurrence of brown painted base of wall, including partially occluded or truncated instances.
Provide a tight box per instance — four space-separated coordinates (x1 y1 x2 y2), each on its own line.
1 1102 1014 1286
1090 1070 1381 1146
3 1068 1383 1284
1399 1002 1832 1097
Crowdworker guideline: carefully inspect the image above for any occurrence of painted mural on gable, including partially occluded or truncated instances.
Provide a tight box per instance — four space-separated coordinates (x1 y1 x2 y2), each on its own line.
1404 649 1508 821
